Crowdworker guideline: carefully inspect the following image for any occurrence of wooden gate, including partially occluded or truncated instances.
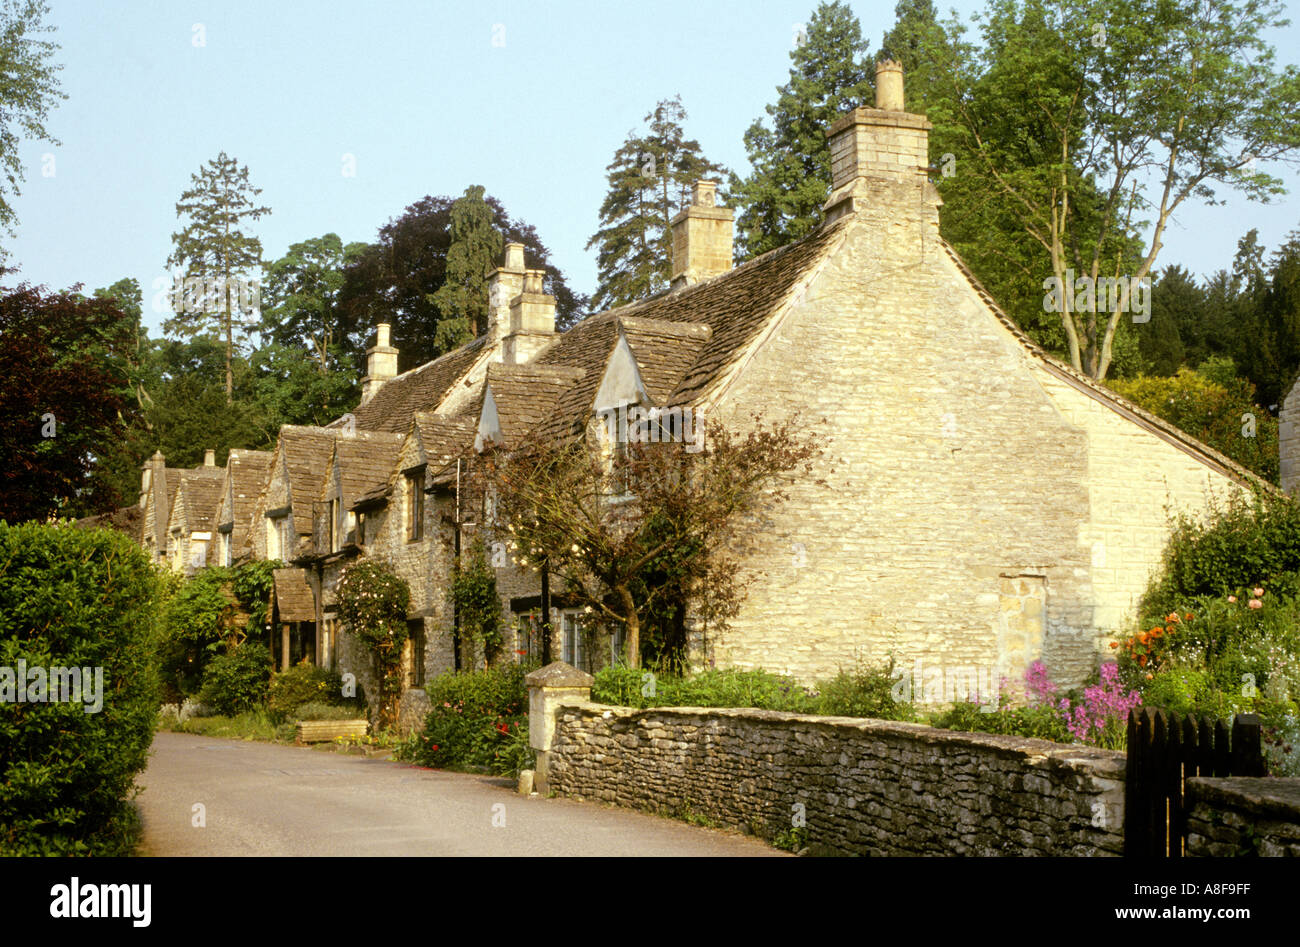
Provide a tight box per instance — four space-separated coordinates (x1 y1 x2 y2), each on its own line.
1123 707 1266 857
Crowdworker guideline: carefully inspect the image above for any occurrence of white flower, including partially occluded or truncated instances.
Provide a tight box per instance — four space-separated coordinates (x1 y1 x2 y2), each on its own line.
571 544 580 554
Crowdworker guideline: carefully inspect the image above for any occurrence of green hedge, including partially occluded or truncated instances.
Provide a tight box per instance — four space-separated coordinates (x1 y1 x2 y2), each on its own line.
0 522 165 855
197 642 272 716
267 660 362 722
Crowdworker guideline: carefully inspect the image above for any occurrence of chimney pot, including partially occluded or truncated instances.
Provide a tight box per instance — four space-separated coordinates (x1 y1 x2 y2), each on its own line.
875 59 905 110
361 321 400 404
376 322 391 347
504 243 526 271
204 449 216 467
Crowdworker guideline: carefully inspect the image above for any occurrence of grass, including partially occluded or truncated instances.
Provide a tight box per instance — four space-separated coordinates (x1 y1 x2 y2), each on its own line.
156 709 295 743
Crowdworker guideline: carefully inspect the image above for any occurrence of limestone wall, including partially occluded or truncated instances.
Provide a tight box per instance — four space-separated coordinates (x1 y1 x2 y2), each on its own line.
545 700 1126 856
1186 777 1300 857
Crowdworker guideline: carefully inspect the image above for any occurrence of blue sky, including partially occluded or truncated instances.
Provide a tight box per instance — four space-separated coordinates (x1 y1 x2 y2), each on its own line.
9 0 1300 337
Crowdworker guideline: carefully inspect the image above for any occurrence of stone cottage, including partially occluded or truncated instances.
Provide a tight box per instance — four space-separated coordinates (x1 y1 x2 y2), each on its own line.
128 61 1261 717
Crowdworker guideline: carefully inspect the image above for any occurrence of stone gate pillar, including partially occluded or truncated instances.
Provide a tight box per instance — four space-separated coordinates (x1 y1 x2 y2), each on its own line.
525 662 593 795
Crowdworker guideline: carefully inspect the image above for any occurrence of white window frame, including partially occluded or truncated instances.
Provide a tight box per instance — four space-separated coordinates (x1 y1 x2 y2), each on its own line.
560 610 586 669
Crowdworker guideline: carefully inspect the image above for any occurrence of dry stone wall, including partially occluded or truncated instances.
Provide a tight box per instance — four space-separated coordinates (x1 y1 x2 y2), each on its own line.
545 700 1126 856
1186 777 1300 857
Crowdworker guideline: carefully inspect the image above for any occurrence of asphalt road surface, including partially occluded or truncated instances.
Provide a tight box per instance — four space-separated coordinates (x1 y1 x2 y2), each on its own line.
136 731 784 856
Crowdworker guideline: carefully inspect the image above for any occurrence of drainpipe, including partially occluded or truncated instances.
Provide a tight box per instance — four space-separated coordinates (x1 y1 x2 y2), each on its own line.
540 555 551 665
452 460 462 671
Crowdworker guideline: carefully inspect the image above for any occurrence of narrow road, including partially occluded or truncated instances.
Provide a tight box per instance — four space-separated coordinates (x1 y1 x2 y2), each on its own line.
136 732 784 856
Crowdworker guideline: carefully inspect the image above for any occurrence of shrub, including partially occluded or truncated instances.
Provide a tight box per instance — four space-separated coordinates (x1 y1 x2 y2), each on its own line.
293 702 366 721
1140 490 1300 621
0 523 164 855
590 666 819 713
817 656 916 721
335 558 410 730
198 642 272 716
408 665 530 776
267 660 359 722
931 698 1072 743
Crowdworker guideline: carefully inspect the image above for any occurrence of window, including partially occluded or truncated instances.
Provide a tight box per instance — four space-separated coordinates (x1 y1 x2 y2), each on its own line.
406 618 426 687
321 615 337 671
345 510 356 546
611 623 628 667
356 512 366 546
268 515 288 561
561 610 587 670
405 471 423 542
329 499 339 553
220 532 232 567
516 614 537 662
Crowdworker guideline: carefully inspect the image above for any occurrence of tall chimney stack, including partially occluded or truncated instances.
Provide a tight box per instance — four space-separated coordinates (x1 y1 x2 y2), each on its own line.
822 60 939 229
360 322 399 404
204 448 216 467
503 268 557 365
670 181 734 291
486 243 528 359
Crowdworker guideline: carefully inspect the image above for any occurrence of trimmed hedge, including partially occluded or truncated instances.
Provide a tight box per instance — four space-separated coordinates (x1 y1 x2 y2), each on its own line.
0 522 165 855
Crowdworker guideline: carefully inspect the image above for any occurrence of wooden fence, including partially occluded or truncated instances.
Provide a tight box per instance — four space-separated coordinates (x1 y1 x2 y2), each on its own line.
1124 707 1266 857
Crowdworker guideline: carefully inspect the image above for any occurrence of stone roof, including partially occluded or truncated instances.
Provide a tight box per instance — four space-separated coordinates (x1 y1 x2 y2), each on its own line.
272 567 316 622
217 449 274 529
345 336 487 434
536 316 712 442
940 241 1271 491
278 426 341 529
73 504 143 540
325 431 406 509
478 362 586 449
177 476 224 533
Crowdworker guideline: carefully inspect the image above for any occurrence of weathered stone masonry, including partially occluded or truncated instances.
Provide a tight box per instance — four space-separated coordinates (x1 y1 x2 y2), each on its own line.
544 700 1127 856
1186 777 1300 857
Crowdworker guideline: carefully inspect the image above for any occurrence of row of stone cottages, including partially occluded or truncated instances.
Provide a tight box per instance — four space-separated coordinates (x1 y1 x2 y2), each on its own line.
86 63 1264 724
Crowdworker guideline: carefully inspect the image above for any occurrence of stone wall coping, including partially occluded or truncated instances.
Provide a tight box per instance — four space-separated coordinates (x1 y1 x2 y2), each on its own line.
558 699 1126 776
525 661 595 688
1188 777 1300 821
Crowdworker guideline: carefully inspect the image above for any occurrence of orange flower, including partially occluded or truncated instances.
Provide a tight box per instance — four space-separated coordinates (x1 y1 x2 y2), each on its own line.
1138 654 1148 666
1145 673 1154 680
1109 641 1119 649
1185 612 1194 621
1166 613 1180 623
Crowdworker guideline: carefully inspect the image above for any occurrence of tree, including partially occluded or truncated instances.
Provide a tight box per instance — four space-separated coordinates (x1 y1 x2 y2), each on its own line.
430 185 504 350
337 193 586 369
937 0 1300 381
475 412 826 669
730 2 875 259
260 233 368 376
1109 362 1278 482
0 284 136 521
165 152 271 401
586 96 730 309
0 0 63 255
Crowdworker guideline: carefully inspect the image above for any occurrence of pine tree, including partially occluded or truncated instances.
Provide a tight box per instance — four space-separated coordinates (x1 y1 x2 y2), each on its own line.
730 2 875 259
430 185 504 351
165 152 271 402
586 96 729 309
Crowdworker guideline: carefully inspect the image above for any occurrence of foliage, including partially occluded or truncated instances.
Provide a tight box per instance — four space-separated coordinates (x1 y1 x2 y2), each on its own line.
818 655 917 721
0 0 65 248
157 708 289 743
197 642 272 717
0 523 164 855
452 535 504 667
292 702 367 722
1108 367 1278 482
730 1 875 259
259 232 369 378
478 411 826 668
430 185 504 348
931 697 1072 742
336 192 586 368
0 283 138 521
335 557 411 730
165 151 272 401
1139 490 1300 621
405 665 532 777
267 659 358 722
586 96 730 308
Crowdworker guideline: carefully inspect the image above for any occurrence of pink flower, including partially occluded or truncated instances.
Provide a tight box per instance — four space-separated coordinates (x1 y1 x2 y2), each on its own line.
1253 587 1264 597
1249 599 1263 609
1228 596 1237 603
